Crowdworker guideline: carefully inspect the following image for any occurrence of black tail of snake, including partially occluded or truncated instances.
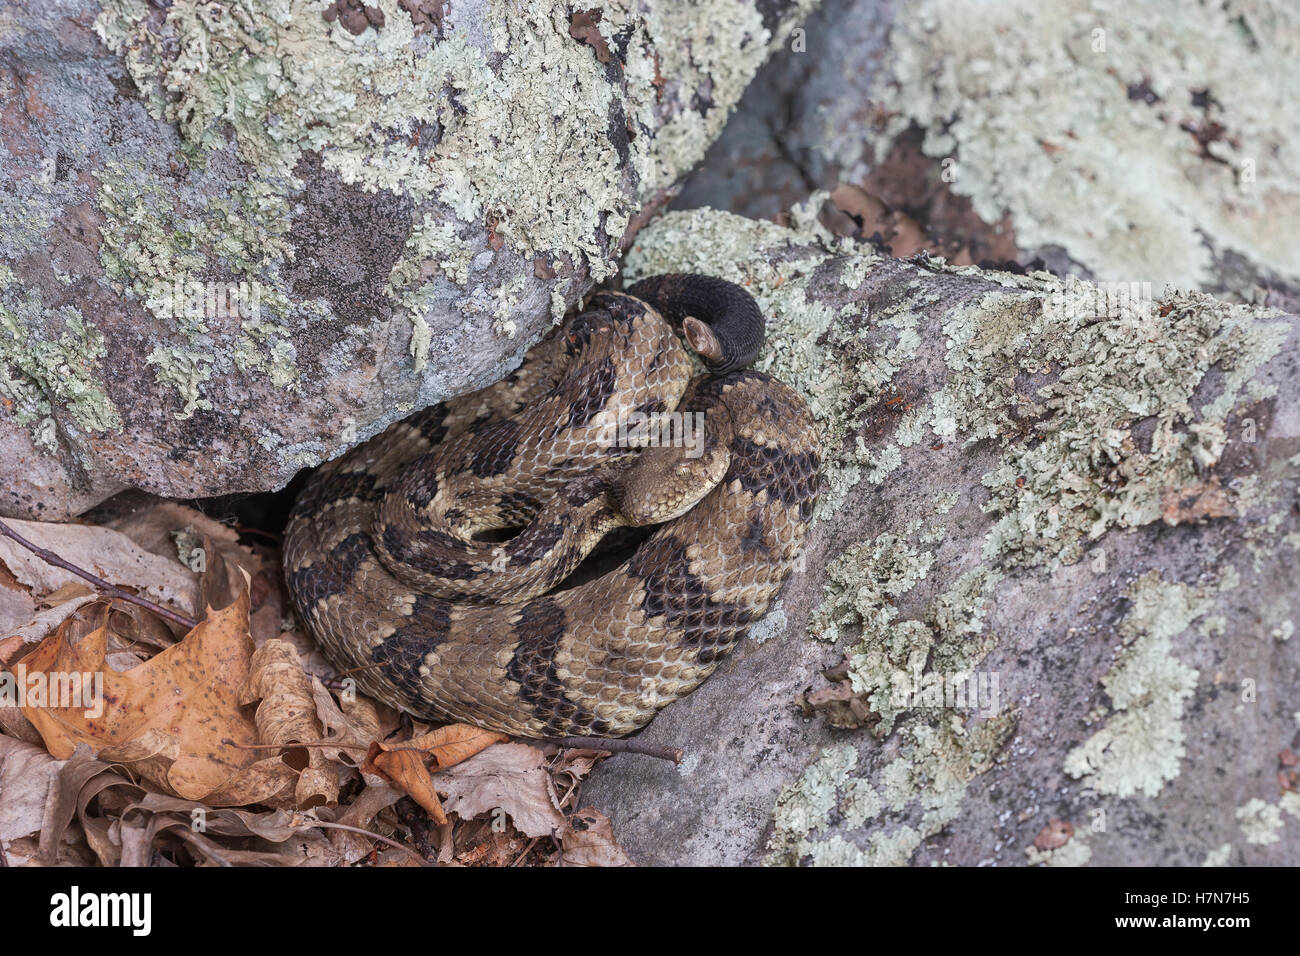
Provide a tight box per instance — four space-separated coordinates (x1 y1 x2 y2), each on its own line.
282 274 820 739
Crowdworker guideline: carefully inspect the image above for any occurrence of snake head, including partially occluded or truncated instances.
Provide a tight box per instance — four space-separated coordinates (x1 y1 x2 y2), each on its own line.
610 404 733 525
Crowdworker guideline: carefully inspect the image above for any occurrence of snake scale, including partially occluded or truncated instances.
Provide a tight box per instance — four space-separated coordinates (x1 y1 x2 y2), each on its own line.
282 274 820 739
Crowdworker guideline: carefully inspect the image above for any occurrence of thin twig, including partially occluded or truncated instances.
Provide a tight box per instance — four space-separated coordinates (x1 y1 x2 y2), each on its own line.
225 725 681 762
234 525 282 545
221 737 369 752
511 836 541 867
0 518 199 631
303 821 430 867
524 735 682 764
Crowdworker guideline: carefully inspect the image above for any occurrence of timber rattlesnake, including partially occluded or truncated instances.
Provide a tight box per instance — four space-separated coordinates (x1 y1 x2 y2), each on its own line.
282 274 819 738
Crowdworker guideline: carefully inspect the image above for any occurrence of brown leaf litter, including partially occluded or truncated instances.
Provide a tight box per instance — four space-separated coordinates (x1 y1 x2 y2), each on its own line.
0 503 635 866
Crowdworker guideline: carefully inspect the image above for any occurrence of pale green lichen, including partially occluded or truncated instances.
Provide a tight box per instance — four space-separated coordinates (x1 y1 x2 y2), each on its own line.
1236 798 1283 845
0 293 123 448
767 716 1014 866
1201 843 1232 867
1026 834 1092 867
838 776 883 829
408 314 433 373
1063 571 1210 798
1241 507 1299 574
844 558 1000 735
864 0 1300 288
811 530 936 647
628 205 1293 863
169 525 203 567
1233 792 1300 848
95 161 293 318
932 489 960 515
90 0 811 405
808 527 934 733
95 0 811 285
747 602 787 645
769 742 860 845
951 278 1287 568
386 215 475 372
144 345 215 419
93 157 299 415
490 274 527 338
388 216 475 293
1284 792 1300 821
0 152 61 265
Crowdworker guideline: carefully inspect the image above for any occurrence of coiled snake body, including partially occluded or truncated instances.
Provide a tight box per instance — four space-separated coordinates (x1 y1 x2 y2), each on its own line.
283 275 819 738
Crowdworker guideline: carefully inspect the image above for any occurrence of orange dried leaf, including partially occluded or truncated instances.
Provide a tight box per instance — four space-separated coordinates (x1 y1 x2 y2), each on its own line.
362 742 448 824
400 723 509 770
18 593 289 805
1033 818 1074 851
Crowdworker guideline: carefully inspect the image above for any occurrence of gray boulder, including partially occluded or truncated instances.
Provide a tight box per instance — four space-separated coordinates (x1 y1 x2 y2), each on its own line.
0 0 816 518
585 207 1300 866
677 0 1300 303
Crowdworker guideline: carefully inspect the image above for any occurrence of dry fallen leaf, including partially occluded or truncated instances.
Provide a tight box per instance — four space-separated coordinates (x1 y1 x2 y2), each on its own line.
407 724 510 770
0 734 62 849
243 639 338 810
447 813 539 867
19 595 296 806
2 597 98 648
40 744 145 866
796 678 876 730
364 744 448 824
342 782 403 826
554 808 633 867
432 741 565 839
115 792 343 867
309 678 384 766
568 8 611 63
100 501 270 612
0 700 42 746
0 578 36 637
1033 818 1074 851
362 724 510 825
549 748 608 811
0 518 199 619
100 500 239 562
0 633 25 669
1161 479 1234 525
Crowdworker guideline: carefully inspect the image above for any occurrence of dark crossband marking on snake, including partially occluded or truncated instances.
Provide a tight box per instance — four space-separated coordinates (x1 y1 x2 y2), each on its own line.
283 274 820 739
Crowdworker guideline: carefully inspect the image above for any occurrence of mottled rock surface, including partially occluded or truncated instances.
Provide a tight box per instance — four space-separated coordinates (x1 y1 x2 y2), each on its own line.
587 208 1300 866
0 0 814 518
676 0 1300 305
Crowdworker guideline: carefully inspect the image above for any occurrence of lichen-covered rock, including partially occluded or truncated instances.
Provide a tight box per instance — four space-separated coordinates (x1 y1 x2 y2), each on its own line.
586 207 1300 866
0 0 815 518
678 0 1300 302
